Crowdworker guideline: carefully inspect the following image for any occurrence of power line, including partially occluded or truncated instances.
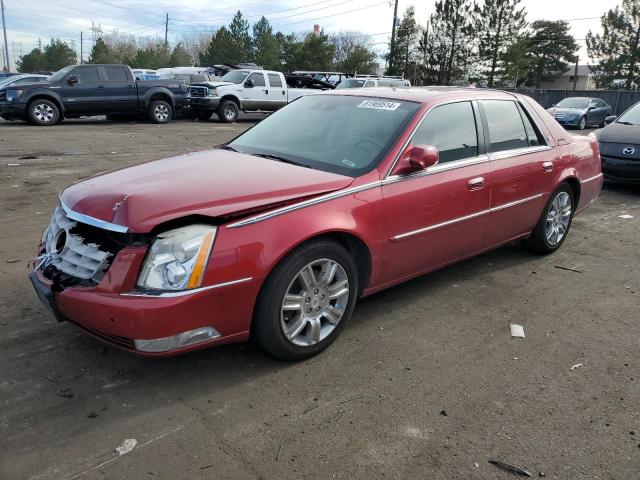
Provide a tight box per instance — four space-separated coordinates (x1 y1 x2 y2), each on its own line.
272 1 390 29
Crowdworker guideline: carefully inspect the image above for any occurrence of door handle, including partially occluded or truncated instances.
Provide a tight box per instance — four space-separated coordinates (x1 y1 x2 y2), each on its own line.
467 177 485 190
97 84 106 88
264 89 268 94
542 161 553 173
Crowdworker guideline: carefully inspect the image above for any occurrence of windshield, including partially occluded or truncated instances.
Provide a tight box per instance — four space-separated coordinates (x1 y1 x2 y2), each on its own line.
556 98 590 109
335 79 368 89
49 65 75 82
220 70 250 84
229 95 420 177
0 76 20 87
616 103 640 125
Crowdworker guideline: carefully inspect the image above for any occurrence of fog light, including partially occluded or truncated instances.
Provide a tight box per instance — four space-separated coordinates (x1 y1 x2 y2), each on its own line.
134 326 220 352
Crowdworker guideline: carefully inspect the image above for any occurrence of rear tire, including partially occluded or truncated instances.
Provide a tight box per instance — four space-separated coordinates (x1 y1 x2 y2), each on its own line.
218 100 239 123
28 99 60 126
253 240 358 361
524 184 574 255
148 100 172 124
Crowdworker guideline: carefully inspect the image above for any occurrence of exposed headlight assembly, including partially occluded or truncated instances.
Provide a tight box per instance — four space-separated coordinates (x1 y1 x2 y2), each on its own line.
207 88 218 97
137 224 217 291
6 89 24 102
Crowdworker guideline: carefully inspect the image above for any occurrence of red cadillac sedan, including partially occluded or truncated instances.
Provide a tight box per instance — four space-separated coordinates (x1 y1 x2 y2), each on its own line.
30 88 602 360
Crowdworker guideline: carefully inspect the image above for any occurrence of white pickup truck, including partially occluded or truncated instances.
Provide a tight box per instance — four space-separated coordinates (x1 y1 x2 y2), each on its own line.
189 69 311 122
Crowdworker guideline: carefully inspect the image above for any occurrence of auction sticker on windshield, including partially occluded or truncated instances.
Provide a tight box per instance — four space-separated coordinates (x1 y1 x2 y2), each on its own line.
357 100 401 111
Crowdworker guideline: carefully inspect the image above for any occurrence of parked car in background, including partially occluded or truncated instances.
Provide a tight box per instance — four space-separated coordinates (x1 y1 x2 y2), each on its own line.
189 69 311 122
0 64 189 125
590 100 640 183
159 72 216 84
0 73 49 87
132 69 158 80
335 76 411 89
287 71 349 89
546 97 612 130
29 88 602 360
0 72 18 79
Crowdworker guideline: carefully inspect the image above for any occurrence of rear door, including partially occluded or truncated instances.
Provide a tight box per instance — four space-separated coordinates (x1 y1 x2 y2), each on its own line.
59 65 108 113
266 72 287 109
380 100 491 283
481 99 553 247
102 66 137 112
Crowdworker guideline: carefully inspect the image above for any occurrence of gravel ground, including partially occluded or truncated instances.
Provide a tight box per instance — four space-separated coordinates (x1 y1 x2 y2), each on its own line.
0 118 638 480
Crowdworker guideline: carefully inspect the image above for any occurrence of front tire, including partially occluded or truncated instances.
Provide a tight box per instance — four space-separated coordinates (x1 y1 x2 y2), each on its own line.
218 100 239 123
578 116 587 130
28 99 60 126
253 240 358 361
524 184 574 255
148 100 172 124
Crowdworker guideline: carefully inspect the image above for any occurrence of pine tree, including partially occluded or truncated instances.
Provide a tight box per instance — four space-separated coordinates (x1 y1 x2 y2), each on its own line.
387 7 419 77
475 0 527 87
228 11 252 63
169 43 193 67
587 0 640 89
199 27 236 65
42 39 77 71
429 0 475 85
16 48 45 73
275 32 299 72
525 20 578 88
293 30 335 70
252 17 280 70
88 37 117 64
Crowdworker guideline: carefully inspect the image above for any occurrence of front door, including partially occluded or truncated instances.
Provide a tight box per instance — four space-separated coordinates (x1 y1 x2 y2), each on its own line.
243 72 269 110
59 66 108 113
480 99 553 247
379 100 491 285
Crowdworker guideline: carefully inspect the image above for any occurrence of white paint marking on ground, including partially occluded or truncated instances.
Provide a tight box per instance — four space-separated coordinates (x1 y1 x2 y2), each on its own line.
510 324 525 338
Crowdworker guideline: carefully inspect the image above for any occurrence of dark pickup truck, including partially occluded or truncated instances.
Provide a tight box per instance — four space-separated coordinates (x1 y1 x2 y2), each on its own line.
0 64 189 126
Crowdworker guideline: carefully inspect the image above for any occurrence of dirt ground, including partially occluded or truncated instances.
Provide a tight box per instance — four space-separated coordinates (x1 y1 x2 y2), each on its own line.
0 117 639 480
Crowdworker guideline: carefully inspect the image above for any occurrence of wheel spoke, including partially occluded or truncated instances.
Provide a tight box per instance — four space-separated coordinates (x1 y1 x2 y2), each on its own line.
282 293 303 311
319 261 337 286
328 279 348 299
307 317 321 344
299 265 316 289
286 316 307 340
324 305 343 325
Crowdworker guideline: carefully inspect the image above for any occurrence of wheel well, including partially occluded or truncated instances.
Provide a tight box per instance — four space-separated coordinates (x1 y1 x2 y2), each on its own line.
148 93 173 107
219 95 240 108
563 177 581 205
28 95 63 115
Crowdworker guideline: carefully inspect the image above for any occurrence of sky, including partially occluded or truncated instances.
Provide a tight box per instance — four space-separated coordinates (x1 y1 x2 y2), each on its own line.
0 0 623 70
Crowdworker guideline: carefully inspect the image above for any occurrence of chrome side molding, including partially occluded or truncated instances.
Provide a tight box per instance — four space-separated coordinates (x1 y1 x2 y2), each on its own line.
581 173 603 184
122 277 254 298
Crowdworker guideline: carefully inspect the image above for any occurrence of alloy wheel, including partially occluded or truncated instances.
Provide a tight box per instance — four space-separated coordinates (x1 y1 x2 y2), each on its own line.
545 191 572 246
154 104 169 121
34 103 55 123
224 105 237 121
280 258 349 347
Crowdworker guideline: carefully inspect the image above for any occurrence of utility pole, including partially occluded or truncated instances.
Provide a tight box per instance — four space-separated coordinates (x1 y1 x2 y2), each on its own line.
164 13 169 49
80 31 83 64
572 55 579 91
1 0 10 72
388 0 399 73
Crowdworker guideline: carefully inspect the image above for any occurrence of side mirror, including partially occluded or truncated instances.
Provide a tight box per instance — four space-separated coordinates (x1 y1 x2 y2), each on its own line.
588 105 596 111
244 79 254 88
605 115 617 125
66 75 78 86
392 145 439 175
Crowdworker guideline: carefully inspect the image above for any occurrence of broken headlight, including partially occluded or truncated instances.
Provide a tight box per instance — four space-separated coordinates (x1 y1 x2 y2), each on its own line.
137 225 216 291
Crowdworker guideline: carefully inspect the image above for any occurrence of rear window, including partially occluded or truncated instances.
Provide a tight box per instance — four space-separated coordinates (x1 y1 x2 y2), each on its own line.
268 73 282 88
104 66 129 82
482 100 528 152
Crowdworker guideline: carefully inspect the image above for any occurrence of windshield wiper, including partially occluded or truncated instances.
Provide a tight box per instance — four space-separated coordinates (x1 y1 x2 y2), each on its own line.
616 121 635 125
218 144 241 152
251 153 312 169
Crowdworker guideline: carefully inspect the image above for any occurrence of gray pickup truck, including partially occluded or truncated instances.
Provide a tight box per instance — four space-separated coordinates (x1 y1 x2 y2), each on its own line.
0 64 189 126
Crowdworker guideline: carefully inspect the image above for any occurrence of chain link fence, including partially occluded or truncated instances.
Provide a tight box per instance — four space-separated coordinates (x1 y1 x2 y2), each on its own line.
505 89 640 115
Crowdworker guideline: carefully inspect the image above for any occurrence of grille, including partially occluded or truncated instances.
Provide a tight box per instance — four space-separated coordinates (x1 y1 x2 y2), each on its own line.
43 206 111 281
189 86 208 97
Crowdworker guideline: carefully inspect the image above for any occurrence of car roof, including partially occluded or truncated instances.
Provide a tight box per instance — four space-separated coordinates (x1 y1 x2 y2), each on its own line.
322 86 518 104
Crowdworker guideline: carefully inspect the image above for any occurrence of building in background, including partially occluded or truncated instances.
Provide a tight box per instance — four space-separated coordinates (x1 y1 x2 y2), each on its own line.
539 65 595 90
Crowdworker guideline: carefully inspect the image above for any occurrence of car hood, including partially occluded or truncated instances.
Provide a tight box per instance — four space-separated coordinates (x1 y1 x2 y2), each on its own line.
547 107 585 115
1 81 50 90
61 149 354 233
192 81 234 88
595 122 640 144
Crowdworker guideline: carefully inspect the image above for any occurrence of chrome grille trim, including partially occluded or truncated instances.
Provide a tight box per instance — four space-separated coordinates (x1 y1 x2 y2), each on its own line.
189 86 208 97
59 196 129 233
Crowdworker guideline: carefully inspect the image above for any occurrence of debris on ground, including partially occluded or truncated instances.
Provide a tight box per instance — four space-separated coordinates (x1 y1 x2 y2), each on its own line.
18 155 38 160
440 410 448 416
510 324 525 338
618 214 634 219
276 445 283 461
88 411 98 419
115 439 137 455
554 265 584 273
570 363 583 371
57 388 73 398
6 259 21 263
488 458 532 477
7 163 20 166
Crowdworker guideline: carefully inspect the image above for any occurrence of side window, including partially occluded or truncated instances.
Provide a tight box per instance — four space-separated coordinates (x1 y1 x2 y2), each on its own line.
74 67 101 83
248 73 265 87
364 80 375 87
104 66 129 82
516 103 545 147
412 101 478 163
267 73 282 88
482 100 528 152
14 77 35 85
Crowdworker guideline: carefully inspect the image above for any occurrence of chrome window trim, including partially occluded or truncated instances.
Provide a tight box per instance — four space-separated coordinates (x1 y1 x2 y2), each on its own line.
383 154 490 185
121 276 254 298
226 180 383 228
391 193 544 241
581 173 603 184
59 195 129 234
488 145 552 161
